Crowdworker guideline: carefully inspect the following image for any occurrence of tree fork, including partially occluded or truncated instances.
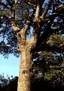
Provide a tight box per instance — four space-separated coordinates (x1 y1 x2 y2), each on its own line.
10 1 54 91
17 33 37 91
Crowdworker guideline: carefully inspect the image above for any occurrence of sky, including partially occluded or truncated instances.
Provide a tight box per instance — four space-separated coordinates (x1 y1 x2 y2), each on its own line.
0 23 20 78
0 54 20 77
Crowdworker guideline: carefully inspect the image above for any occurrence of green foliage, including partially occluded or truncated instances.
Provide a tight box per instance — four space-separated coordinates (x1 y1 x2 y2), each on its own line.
44 68 64 80
13 4 21 9
37 50 64 80
47 34 64 47
0 10 10 16
40 51 52 57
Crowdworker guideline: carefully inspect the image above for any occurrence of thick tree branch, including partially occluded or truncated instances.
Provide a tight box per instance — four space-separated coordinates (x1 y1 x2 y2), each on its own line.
35 0 40 18
34 0 44 21
10 8 20 32
32 0 45 47
17 23 30 41
16 12 34 44
10 3 20 32
16 21 30 52
28 33 37 49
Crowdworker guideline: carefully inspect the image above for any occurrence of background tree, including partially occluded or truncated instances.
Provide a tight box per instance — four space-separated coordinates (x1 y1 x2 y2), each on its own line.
0 0 64 91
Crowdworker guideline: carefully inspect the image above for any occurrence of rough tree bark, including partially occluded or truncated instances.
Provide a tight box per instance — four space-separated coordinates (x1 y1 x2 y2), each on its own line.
10 0 53 91
11 8 37 91
16 24 37 91
17 47 32 91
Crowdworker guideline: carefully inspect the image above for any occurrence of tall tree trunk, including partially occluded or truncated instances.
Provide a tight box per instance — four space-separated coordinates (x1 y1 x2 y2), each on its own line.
17 47 32 91
10 1 54 91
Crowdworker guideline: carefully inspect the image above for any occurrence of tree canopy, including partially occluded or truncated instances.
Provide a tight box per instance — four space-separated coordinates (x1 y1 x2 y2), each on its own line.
0 0 64 56
0 1 64 91
0 0 64 80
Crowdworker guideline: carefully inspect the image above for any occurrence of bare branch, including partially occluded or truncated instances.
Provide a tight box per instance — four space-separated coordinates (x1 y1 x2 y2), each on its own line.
16 11 34 43
40 0 53 20
11 22 20 32
10 6 20 32
14 0 18 4
16 21 30 42
10 5 20 32
54 4 64 13
35 0 40 18
24 1 36 7
35 0 44 18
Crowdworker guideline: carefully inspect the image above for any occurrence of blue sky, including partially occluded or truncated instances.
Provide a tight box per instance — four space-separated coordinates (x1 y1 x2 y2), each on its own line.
0 54 20 77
